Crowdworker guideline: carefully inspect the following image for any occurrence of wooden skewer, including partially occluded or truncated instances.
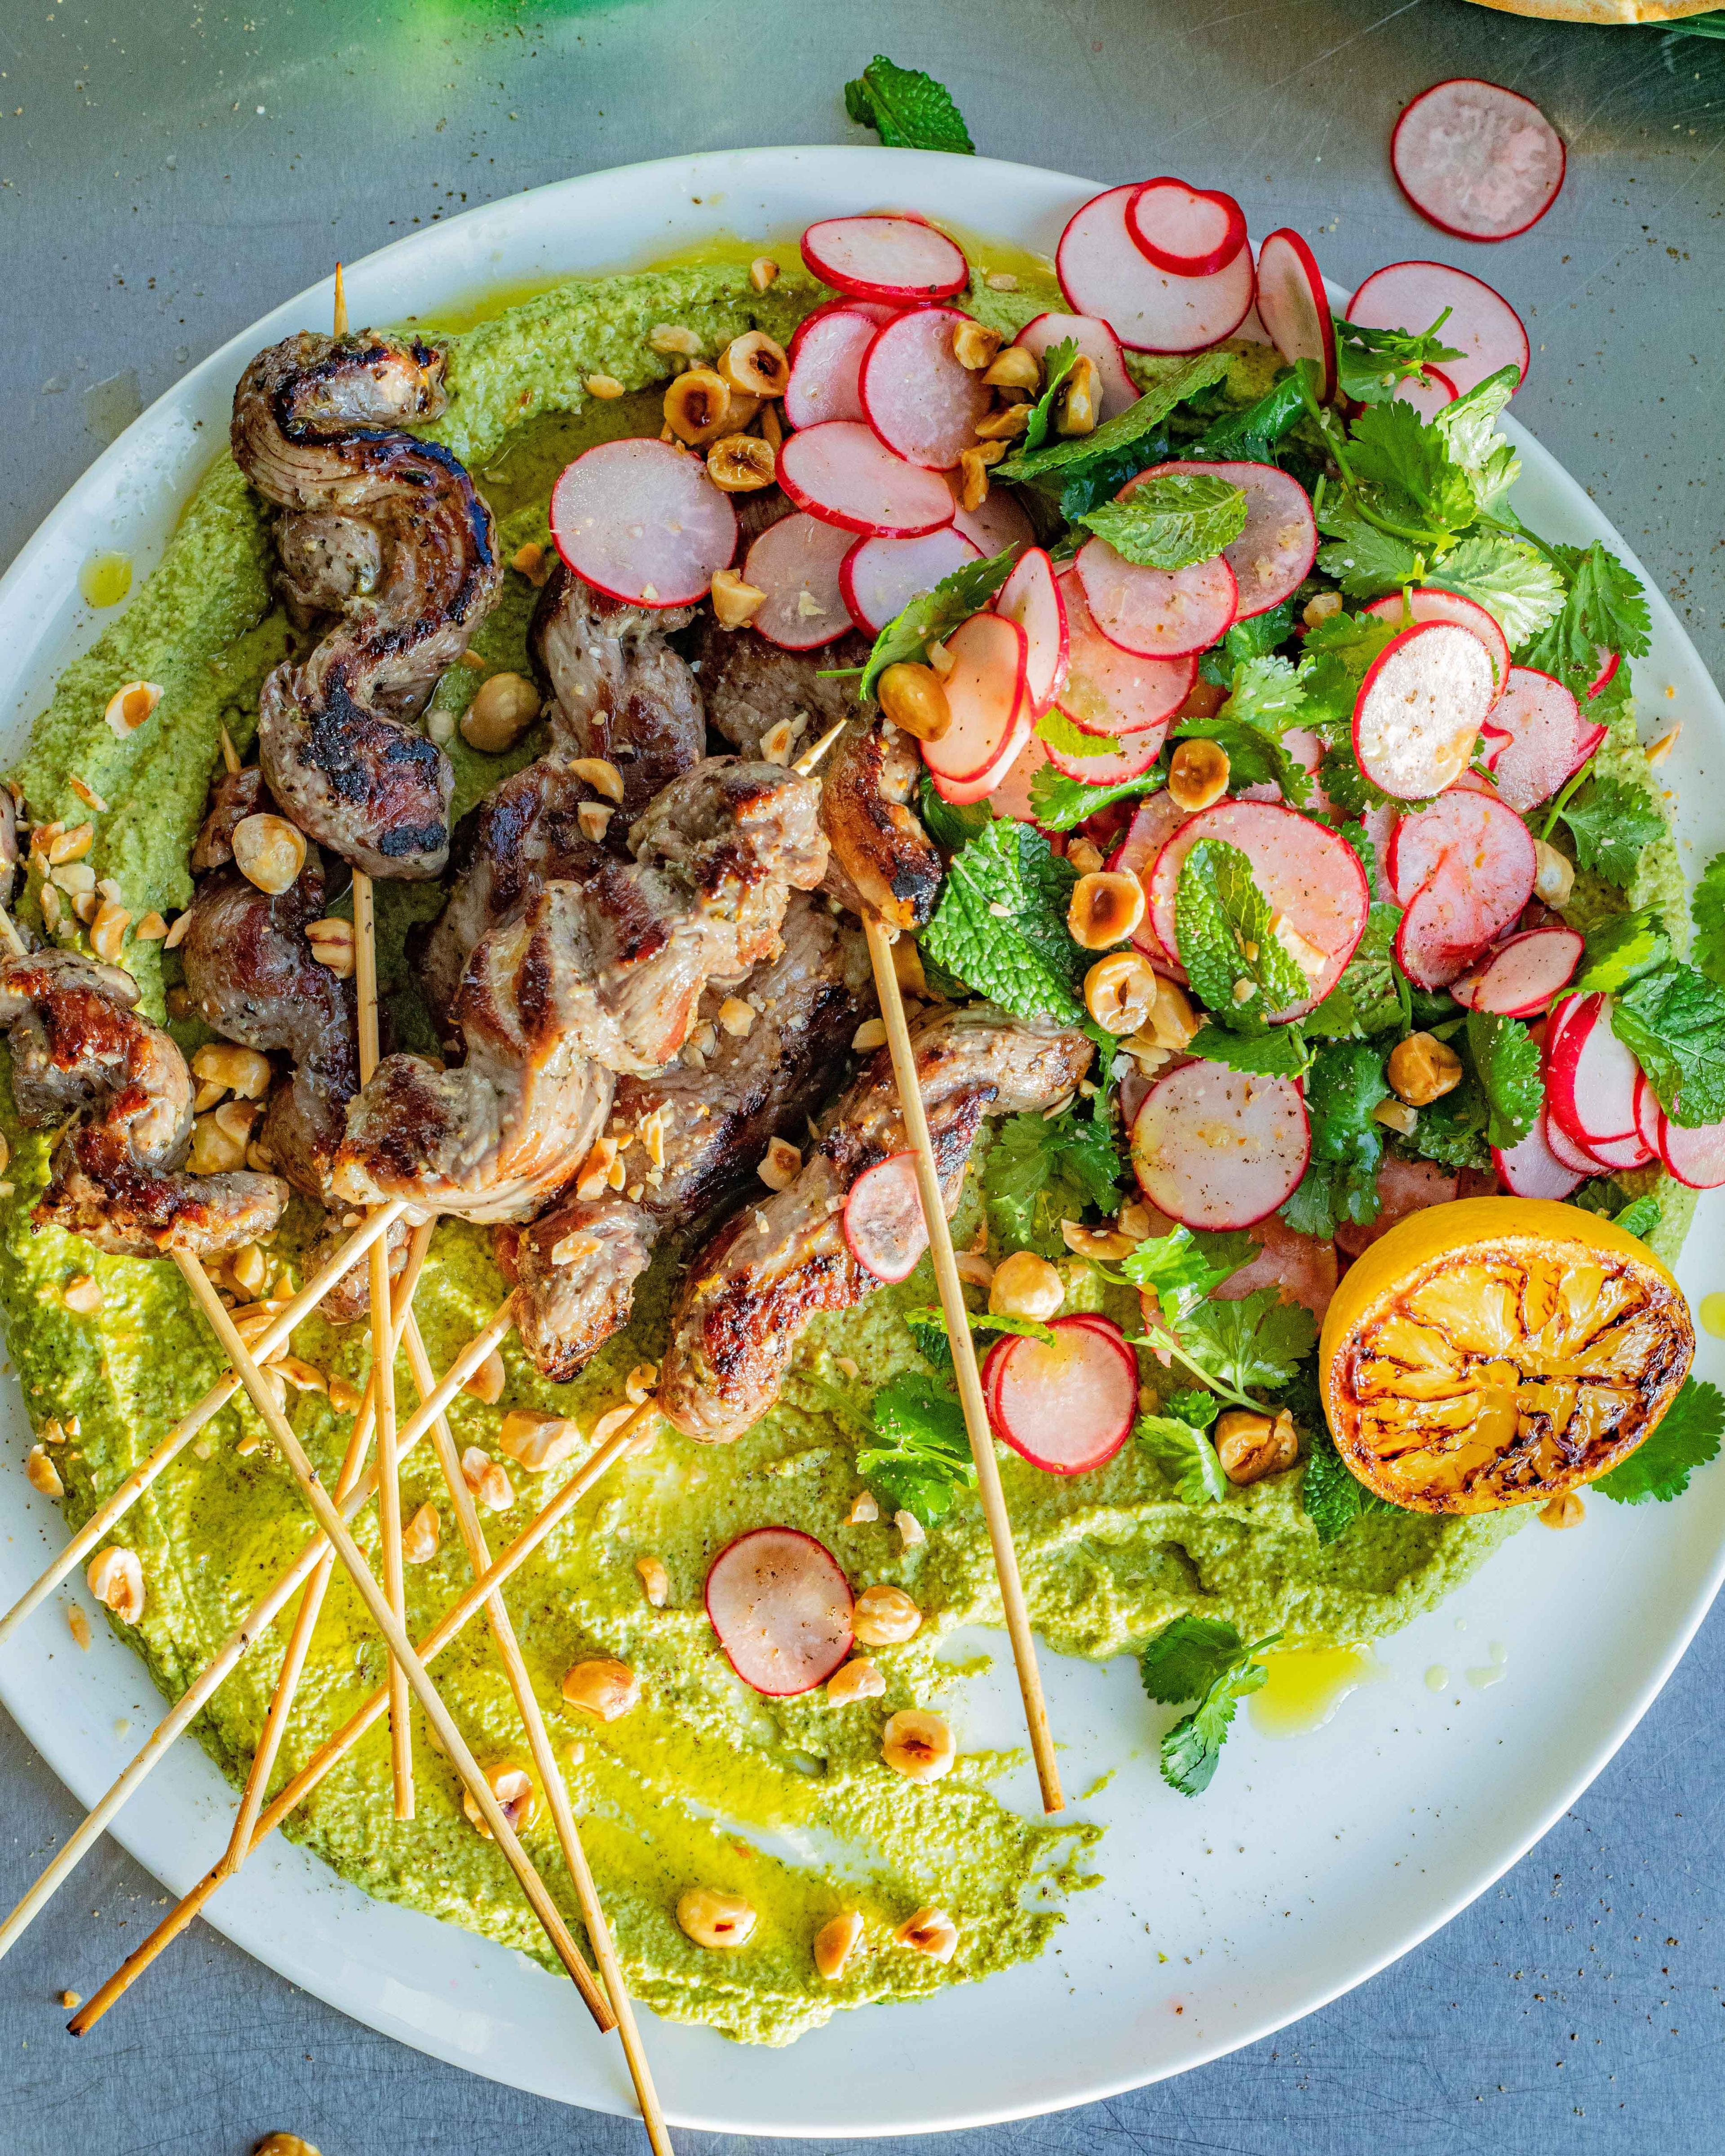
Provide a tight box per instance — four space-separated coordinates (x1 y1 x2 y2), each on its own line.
332 260 347 340
860 912 1064 1814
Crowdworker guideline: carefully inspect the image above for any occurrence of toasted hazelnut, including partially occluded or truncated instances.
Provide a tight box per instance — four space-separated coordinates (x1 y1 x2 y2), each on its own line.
877 662 952 744
1057 355 1101 436
748 256 780 293
1168 738 1231 813
974 402 1031 442
650 323 704 358
852 1017 888 1052
625 1361 659 1404
497 1408 580 1474
718 330 790 399
758 1136 801 1191
853 1584 924 1648
989 1249 1064 1322
635 1554 670 1607
306 919 354 979
459 1445 513 1513
253 2138 322 2156
711 566 767 628
510 540 553 586
133 907 168 940
813 1908 864 1980
162 908 194 951
87 1545 145 1624
25 1444 63 1497
462 1759 539 1840
230 1242 269 1297
957 447 993 513
827 1657 886 1705
193 1043 272 1101
954 1251 994 1289
328 1373 363 1414
715 996 756 1040
1084 949 1159 1036
1533 838 1575 908
1068 870 1145 951
575 1135 619 1201
983 346 1041 394
461 671 540 755
89 899 129 962
1540 1490 1586 1529
1303 591 1344 629
1215 1406 1298 1485
1060 1218 1138 1260
51 859 95 896
1146 976 1199 1050
104 680 163 739
228 813 305 898
63 1274 103 1316
584 372 626 400
47 821 95 866
663 367 733 445
953 320 1003 372
1388 1032 1464 1107
67 1605 92 1650
402 1502 440 1564
463 1346 506 1406
895 1904 959 1960
562 1657 640 1720
677 1886 756 1949
706 434 777 495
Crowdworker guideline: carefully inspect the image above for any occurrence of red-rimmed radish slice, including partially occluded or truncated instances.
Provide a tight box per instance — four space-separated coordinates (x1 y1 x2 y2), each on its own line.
1384 788 1533 913
778 421 955 539
1392 366 1459 419
704 1527 854 1698
801 215 968 303
1588 648 1620 700
1076 540 1237 660
1476 667 1604 814
1545 992 1641 1149
1635 1071 1663 1157
1347 260 1530 395
1492 1113 1583 1201
1544 1107 1610 1178
1395 872 1502 990
1359 801 1399 894
1148 799 1369 1018
743 511 856 651
841 1150 928 1283
1587 1128 1656 1173
1126 177 1248 279
920 612 1029 783
1054 570 1194 739
1131 1059 1311 1230
995 547 1069 713
860 306 995 471
1451 925 1583 1018
784 308 878 430
947 473 1036 554
839 527 980 637
1363 586 1510 696
1013 312 1137 421
788 295 901 364
1057 184 1256 353
1041 720 1163 785
1391 78 1566 243
549 438 736 608
1254 230 1338 402
1658 1105 1725 1190
1108 792 1190 968
929 711 1033 806
1234 725 1332 815
989 727 1050 823
1233 302 1272 345
1131 459 1318 621
1353 620 1496 800
986 1315 1138 1476
1546 991 1585 1057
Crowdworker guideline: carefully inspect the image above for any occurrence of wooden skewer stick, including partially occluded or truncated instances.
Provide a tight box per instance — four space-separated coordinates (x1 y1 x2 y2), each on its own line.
860 912 1064 1814
332 260 347 340
69 1402 655 2037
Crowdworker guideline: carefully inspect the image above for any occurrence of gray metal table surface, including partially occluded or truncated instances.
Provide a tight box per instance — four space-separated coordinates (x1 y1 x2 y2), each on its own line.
2 2 1723 2150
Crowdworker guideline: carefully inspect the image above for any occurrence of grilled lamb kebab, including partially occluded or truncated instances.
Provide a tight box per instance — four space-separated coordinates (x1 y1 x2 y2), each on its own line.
659 1006 1092 1443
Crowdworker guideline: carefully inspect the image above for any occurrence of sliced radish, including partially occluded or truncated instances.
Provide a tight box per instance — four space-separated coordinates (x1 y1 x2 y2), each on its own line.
778 421 955 539
1347 261 1530 395
1108 792 1190 968
920 612 1029 784
1545 992 1641 1149
1385 789 1533 912
860 306 995 471
1544 1107 1610 1178
841 1150 928 1283
1392 366 1459 419
1057 184 1256 354
947 473 1036 555
1391 78 1566 244
1013 312 1138 421
1359 801 1399 894
704 1527 854 1698
1054 570 1194 739
801 215 968 303
929 710 1033 806
1076 541 1238 660
1234 725 1332 815
1233 302 1273 345
1353 620 1496 800
1586 1128 1656 1173
986 1315 1138 1476
1126 178 1248 279
1254 230 1338 403
549 438 736 609
1041 720 1163 785
1659 1105 1725 1191
1589 648 1621 700
1547 991 1586 1058
839 527 980 637
787 295 902 364
743 511 857 652
995 548 1069 714
1451 925 1582 1018
1132 460 1317 621
1477 667 1604 814
990 727 1051 823
784 308 879 430
1131 1060 1310 1230
1148 800 1369 1018
1363 587 1510 697
1492 1113 1583 1201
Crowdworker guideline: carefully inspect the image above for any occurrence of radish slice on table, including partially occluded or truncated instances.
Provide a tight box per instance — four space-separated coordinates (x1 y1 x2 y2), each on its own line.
1544 1107 1609 1178
860 305 995 470
1055 570 1194 738
841 1150 928 1283
1451 925 1583 1018
1392 78 1566 243
920 612 1029 784
1041 720 1163 784
1353 620 1497 799
986 1315 1139 1476
929 711 1034 806
1659 1106 1725 1191
549 438 736 608
778 421 956 538
1477 667 1604 813
1493 1113 1584 1202
1545 992 1641 1148
704 1527 854 1698
1130 460 1317 621
1363 587 1510 697
1148 799 1370 1018
1255 230 1338 402
1131 1061 1310 1230
839 527 980 637
989 728 1051 823
947 474 1036 554
1384 788 1534 912
1126 177 1249 279
801 215 968 302
743 512 857 651
1057 184 1256 353
995 548 1070 713
1347 261 1530 394
1076 540 1238 660
1392 366 1459 418
784 308 879 430
1013 312 1138 421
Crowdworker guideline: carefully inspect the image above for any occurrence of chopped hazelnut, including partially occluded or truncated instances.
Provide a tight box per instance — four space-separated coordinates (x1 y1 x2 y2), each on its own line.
87 1545 145 1624
711 567 767 629
1214 1406 1298 1485
852 1583 922 1647
758 1136 801 1191
677 1886 756 1949
812 1908 863 1980
461 672 540 755
827 1657 885 1705
1387 1032 1464 1107
877 662 952 744
562 1657 640 1720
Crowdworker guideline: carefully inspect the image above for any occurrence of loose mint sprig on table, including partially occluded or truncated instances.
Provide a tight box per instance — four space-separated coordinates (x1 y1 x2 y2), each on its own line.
843 55 974 154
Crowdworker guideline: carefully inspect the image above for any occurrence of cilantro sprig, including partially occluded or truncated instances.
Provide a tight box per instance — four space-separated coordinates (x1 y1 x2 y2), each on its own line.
858 1373 978 1529
1115 1225 1314 1408
1140 1614 1280 1797
1331 313 1464 406
1593 1378 1725 1505
985 1105 1123 1258
1137 1390 1228 1505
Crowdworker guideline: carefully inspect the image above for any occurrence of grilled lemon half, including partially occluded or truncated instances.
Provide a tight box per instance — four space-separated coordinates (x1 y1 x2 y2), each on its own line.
1320 1197 1694 1515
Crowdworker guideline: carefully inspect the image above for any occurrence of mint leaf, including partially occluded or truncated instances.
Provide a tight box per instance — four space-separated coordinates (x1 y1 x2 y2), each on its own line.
1611 963 1725 1126
1521 540 1652 697
1177 1289 1316 1396
1427 531 1565 647
984 1104 1122 1259
1174 837 1307 1029
997 348 1234 485
1576 910 1671 996
1186 362 1314 463
858 545 1021 700
1077 472 1247 571
1467 1009 1543 1148
1692 853 1725 987
1016 336 1079 460
1281 1039 1388 1239
920 771 991 854
1185 1023 1309 1078
1612 1194 1662 1242
1137 1406 1230 1505
1333 317 1465 407
1302 1423 1394 1543
923 817 1084 1023
1140 1615 1280 1797
1593 1378 1725 1505
1027 759 1166 832
907 1312 953 1372
1118 1224 1254 1325
858 1373 977 1528
1553 776 1665 890
844 56 975 154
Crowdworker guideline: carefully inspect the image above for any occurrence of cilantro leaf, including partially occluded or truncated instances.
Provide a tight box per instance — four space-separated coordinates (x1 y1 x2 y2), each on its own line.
1281 1039 1388 1239
857 1373 977 1528
857 545 1021 700
1314 507 1426 599
1345 396 1479 539
1467 1009 1543 1148
1575 909 1671 996
1027 759 1166 832
1185 1023 1309 1078
1076 472 1248 571
1407 1075 1492 1171
844 56 975 153
1118 1224 1254 1325
1217 652 1305 735
1333 318 1465 407
997 349 1234 486
923 817 1084 1023
1426 531 1566 648
1520 541 1652 697
1174 837 1308 1029
1432 366 1521 515
1137 1401 1229 1506
1593 1378 1725 1505
1692 852 1725 987
1186 361 1314 464
1140 1615 1280 1798
1139 1612 1247 1704
1553 775 1666 890
1296 608 1399 740
1172 718 1314 811
1016 337 1079 460
1611 963 1725 1126
919 771 991 854
1177 1289 1317 1396
902 1301 1055 1350
1301 1423 1395 1544
984 1105 1122 1259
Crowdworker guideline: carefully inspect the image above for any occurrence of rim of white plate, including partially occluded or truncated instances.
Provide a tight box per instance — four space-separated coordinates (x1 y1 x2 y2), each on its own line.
0 147 1721 2139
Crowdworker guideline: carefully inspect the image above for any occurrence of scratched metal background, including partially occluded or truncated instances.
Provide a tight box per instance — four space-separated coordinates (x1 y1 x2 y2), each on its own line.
2 3 1724 2151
